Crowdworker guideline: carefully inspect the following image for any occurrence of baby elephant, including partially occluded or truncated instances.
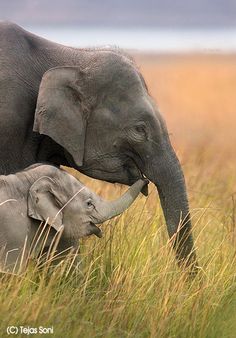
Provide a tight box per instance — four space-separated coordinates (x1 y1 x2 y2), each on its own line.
0 164 147 272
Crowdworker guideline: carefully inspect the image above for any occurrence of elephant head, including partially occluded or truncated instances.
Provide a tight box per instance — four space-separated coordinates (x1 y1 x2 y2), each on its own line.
28 167 148 241
34 50 197 269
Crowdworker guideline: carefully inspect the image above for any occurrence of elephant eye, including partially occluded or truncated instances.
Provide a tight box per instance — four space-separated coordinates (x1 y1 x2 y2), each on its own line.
135 125 145 133
86 199 94 209
131 124 147 141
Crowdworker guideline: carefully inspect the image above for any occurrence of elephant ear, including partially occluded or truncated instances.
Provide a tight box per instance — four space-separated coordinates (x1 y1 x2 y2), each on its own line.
27 176 63 231
33 67 88 167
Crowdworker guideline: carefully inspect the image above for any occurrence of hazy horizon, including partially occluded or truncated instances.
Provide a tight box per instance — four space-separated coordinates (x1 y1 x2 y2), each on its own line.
1 0 236 53
20 25 236 53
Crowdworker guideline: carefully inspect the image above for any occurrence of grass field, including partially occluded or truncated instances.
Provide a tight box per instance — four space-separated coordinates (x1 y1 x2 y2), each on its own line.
0 54 236 338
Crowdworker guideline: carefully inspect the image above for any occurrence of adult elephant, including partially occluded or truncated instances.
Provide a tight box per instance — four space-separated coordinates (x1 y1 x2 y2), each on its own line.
0 22 197 270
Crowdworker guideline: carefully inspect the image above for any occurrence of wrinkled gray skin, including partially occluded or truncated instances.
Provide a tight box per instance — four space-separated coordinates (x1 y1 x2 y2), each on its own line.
0 22 197 269
0 164 147 271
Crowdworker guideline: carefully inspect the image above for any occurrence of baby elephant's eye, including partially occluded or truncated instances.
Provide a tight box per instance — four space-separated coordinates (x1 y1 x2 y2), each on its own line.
86 199 94 209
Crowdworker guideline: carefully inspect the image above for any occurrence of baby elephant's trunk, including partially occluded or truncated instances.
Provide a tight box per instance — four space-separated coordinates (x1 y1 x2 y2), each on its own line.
96 179 148 223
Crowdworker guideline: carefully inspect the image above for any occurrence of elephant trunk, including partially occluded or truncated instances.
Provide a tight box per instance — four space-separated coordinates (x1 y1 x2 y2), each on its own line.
95 179 148 223
147 144 197 270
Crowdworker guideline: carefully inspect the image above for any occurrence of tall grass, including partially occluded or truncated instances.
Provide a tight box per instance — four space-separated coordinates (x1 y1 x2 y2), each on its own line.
1 150 236 337
0 54 236 337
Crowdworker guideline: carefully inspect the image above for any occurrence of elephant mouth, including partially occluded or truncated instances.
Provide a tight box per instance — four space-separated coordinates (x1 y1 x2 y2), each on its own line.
139 172 149 196
72 151 148 196
89 222 103 238
126 159 149 196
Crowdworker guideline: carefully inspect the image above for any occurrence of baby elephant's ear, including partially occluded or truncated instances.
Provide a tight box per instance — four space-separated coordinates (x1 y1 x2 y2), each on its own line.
27 176 63 231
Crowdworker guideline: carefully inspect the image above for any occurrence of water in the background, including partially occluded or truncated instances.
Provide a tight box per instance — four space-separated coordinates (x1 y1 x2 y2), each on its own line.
25 26 236 52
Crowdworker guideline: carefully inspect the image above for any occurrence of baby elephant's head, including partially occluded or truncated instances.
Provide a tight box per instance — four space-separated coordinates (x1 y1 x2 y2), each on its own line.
27 166 148 241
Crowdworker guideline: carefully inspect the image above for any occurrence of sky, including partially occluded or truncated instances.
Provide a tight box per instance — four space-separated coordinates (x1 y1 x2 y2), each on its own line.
0 0 236 28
